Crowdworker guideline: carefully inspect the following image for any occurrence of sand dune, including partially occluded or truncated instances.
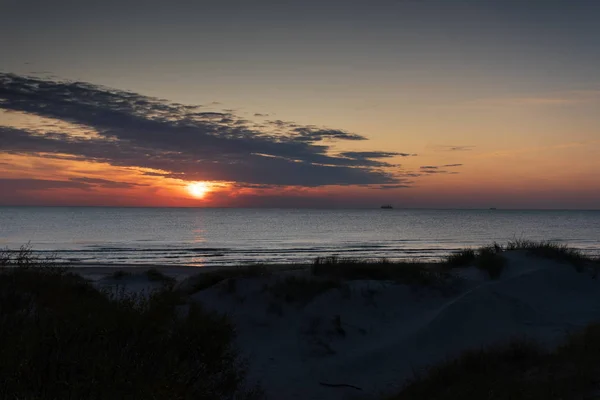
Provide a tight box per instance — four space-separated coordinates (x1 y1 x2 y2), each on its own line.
189 252 600 399
80 252 600 399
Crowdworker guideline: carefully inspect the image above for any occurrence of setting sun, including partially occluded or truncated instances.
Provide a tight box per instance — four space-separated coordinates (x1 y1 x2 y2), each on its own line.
187 182 210 199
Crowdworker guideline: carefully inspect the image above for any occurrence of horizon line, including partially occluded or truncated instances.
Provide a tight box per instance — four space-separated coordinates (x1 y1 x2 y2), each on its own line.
1 205 599 211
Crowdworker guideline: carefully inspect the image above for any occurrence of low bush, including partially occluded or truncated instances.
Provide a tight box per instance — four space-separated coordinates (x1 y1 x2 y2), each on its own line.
445 249 476 268
444 246 506 279
475 246 507 279
387 323 600 400
0 259 262 399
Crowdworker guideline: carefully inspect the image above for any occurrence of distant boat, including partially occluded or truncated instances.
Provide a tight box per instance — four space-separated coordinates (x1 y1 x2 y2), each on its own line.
489 207 497 210
381 204 393 209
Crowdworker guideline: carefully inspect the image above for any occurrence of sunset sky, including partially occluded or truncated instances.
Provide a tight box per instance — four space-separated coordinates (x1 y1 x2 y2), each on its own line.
1 0 599 208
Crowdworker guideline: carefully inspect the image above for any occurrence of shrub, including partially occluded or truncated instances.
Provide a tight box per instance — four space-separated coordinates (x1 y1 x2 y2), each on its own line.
475 246 507 279
0 262 262 399
0 244 62 270
386 340 548 399
387 323 600 400
445 249 477 268
443 246 506 279
312 257 448 287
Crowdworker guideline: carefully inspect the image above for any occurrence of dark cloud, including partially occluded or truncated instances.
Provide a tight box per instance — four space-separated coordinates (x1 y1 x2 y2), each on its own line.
69 177 145 189
339 151 414 158
192 112 231 119
0 178 90 191
332 151 416 168
417 163 463 175
231 183 280 190
0 176 146 192
291 127 365 142
377 184 413 189
420 164 463 170
430 145 474 152
0 73 414 187
448 146 474 151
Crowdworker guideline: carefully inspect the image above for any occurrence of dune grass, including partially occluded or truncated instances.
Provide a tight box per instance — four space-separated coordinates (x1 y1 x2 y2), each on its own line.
444 246 507 279
475 246 507 279
311 240 595 284
186 264 270 293
0 251 263 400
505 239 590 270
387 323 600 400
311 256 449 287
0 244 61 268
445 249 477 267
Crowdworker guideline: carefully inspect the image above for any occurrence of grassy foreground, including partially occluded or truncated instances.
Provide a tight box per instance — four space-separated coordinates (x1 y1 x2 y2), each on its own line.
0 248 262 400
388 324 600 399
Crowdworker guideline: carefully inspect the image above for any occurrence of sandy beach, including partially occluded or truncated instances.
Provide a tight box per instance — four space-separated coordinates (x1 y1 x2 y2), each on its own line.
72 250 600 399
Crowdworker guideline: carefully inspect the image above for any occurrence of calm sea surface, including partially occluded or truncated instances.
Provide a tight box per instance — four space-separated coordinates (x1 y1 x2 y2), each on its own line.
1 207 599 266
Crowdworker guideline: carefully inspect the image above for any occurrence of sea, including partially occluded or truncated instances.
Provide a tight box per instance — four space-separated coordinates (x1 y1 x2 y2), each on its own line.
1 207 599 267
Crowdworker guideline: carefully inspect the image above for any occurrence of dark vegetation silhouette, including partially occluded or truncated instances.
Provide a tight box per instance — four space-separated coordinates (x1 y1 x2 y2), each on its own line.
388 325 600 399
0 246 263 400
182 240 599 296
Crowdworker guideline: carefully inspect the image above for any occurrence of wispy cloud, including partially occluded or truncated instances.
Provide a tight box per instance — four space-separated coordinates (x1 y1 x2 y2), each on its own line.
467 89 600 108
69 177 147 189
431 145 475 152
0 73 416 188
417 163 463 175
0 178 91 191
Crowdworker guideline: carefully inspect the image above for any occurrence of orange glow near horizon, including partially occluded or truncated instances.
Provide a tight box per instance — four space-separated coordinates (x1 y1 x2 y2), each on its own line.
186 182 211 199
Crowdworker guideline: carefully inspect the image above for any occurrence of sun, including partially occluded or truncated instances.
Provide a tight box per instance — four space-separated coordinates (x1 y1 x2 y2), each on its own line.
187 182 210 199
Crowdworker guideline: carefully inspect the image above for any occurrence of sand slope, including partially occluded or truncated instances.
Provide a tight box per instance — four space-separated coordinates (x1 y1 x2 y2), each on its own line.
189 252 600 399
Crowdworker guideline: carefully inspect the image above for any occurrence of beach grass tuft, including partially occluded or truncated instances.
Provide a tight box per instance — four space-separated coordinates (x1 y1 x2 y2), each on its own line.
444 245 507 279
312 256 449 287
445 249 477 267
506 239 589 270
387 323 600 400
475 246 507 279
